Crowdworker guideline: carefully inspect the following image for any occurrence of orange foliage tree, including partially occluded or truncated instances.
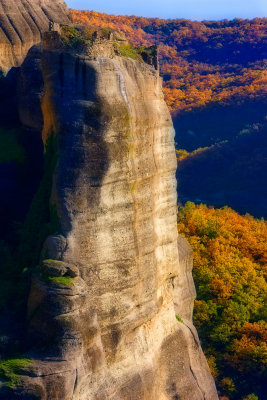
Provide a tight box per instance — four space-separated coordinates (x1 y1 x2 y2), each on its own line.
178 202 267 399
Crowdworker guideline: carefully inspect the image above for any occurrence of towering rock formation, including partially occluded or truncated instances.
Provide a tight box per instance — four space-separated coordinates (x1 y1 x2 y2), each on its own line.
0 0 70 72
0 2 218 399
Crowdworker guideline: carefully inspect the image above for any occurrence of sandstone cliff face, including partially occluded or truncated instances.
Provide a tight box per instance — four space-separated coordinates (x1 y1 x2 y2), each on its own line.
0 0 218 395
0 0 70 73
8 38 219 399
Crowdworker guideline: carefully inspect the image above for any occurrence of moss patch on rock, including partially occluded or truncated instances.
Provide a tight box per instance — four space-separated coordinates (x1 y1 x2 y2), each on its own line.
44 275 74 286
0 357 32 387
176 315 184 324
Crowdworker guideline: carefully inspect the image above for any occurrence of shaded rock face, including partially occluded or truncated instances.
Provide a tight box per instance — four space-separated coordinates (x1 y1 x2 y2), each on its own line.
13 44 218 399
0 0 70 73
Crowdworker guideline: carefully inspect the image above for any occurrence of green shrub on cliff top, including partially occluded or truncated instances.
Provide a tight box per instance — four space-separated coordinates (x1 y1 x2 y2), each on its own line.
60 25 94 49
115 43 143 61
114 43 155 63
61 26 87 49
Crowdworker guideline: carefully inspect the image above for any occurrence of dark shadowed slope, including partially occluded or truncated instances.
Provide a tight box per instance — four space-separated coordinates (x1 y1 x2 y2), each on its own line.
177 121 267 218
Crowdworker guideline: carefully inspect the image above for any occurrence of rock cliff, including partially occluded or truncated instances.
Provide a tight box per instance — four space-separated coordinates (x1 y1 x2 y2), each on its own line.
0 2 218 398
3 33 218 399
0 0 70 73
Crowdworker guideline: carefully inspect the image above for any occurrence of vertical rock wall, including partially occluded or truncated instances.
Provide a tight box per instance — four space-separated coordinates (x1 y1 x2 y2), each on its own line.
0 0 219 395
19 47 218 399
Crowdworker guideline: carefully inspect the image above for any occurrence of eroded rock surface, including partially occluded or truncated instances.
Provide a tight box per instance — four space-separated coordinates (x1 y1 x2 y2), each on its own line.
0 1 218 396
8 38 219 399
0 0 70 72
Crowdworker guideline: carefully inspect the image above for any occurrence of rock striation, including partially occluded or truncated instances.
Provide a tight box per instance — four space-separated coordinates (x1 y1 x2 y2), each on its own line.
0 1 218 398
7 33 219 399
0 0 70 73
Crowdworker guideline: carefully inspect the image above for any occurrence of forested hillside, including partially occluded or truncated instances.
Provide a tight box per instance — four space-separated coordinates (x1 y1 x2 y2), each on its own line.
177 118 267 217
178 202 267 400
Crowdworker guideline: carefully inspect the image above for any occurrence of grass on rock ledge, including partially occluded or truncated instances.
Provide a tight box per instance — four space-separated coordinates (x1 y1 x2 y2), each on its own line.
46 276 74 286
40 271 74 287
0 358 32 387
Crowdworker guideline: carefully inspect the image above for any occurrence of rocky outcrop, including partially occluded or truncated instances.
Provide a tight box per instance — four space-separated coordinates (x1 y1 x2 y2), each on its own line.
0 0 70 73
0 0 218 395
5 33 219 399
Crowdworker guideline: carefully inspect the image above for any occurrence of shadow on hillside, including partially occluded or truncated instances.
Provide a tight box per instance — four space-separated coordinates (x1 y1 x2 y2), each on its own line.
177 124 267 218
173 98 267 151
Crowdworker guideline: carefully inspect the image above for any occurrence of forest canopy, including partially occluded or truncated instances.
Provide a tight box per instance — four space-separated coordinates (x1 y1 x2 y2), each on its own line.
178 203 267 400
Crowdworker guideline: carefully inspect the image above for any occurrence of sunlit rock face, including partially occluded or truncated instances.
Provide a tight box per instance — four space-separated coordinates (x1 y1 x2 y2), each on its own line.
0 0 218 396
16 44 218 399
0 0 70 73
